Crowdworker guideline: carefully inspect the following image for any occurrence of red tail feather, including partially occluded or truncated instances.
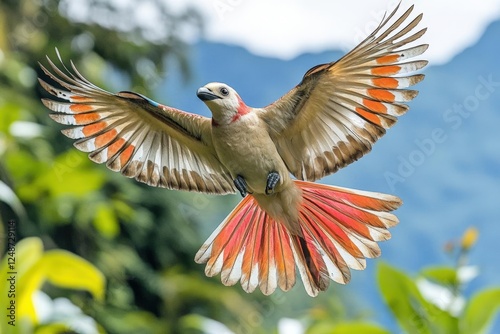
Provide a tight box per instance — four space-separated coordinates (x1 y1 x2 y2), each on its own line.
195 180 401 296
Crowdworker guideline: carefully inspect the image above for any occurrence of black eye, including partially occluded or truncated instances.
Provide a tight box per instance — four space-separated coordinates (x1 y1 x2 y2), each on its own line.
220 87 229 96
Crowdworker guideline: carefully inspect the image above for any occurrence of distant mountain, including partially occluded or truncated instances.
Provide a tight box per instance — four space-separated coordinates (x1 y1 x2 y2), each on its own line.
159 19 500 332
160 41 343 113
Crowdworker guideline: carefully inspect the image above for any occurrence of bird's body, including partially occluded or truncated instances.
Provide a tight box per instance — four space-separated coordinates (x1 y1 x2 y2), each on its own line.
215 121 302 230
205 93 304 234
211 110 288 195
39 4 428 296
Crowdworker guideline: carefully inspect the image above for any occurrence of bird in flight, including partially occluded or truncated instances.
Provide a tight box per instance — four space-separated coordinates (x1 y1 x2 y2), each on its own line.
39 4 427 297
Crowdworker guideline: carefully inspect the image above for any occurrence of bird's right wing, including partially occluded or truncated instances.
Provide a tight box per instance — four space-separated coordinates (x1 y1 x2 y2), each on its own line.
39 54 236 194
260 4 427 181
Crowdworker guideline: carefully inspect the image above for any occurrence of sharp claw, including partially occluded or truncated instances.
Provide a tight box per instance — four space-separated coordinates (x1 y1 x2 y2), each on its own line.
234 175 249 197
266 172 280 195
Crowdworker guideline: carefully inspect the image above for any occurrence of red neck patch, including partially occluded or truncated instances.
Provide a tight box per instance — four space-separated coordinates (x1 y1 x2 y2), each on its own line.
231 97 250 123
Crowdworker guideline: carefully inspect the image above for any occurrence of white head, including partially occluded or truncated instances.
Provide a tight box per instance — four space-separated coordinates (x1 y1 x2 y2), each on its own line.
197 82 250 125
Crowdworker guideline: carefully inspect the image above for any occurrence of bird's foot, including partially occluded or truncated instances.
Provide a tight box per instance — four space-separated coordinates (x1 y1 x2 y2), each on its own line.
265 171 280 195
234 175 250 197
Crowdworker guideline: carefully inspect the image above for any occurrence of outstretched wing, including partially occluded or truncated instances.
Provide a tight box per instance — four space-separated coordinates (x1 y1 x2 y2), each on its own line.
260 4 428 181
39 54 235 194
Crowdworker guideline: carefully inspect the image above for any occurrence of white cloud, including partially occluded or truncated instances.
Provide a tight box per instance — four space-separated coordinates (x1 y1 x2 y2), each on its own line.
168 0 500 65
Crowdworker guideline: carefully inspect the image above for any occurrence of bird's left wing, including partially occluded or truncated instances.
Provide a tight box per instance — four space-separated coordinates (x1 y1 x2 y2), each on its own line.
39 55 236 194
260 4 428 181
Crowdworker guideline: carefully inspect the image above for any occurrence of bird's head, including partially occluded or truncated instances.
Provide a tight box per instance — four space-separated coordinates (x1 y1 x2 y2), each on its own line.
197 82 250 125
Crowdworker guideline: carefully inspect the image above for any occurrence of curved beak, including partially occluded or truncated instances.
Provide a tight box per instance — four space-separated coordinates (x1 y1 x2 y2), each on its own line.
197 87 221 101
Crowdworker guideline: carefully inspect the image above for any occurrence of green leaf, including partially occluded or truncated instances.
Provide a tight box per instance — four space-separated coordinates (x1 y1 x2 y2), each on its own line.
308 322 390 334
93 203 120 239
180 314 206 331
0 101 21 134
41 167 106 198
4 150 45 189
377 262 429 333
41 250 106 301
112 198 134 219
460 288 500 334
377 262 459 334
35 323 73 334
31 150 106 199
420 266 458 287
332 323 390 334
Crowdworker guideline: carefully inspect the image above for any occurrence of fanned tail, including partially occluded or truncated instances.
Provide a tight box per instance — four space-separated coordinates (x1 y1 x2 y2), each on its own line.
291 180 401 296
195 180 401 296
195 195 296 295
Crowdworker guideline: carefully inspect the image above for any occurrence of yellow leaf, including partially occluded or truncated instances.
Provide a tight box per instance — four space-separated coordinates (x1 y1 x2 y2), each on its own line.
1 237 106 333
42 250 106 301
10 237 44 276
1 237 44 331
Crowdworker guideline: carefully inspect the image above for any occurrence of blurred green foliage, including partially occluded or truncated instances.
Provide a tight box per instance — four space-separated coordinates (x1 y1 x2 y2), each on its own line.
377 228 500 334
0 237 105 334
